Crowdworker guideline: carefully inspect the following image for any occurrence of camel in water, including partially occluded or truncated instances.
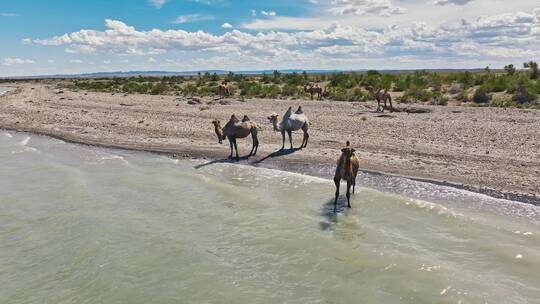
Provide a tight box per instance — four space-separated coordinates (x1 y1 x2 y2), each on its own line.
267 106 310 150
333 141 360 212
212 115 259 160
369 88 393 112
304 84 322 100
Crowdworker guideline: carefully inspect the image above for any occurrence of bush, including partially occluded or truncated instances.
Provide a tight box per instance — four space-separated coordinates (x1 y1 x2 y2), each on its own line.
481 76 508 93
401 87 432 103
429 95 448 106
511 77 538 104
473 87 490 103
326 86 349 101
281 84 304 98
182 83 198 96
490 95 514 108
350 87 368 102
260 85 281 98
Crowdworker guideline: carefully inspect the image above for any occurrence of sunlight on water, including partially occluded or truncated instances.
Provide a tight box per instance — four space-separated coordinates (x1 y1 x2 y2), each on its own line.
1 132 539 304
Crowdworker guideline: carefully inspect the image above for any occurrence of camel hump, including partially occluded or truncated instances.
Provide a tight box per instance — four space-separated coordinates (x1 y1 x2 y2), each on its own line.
295 106 304 114
242 115 250 122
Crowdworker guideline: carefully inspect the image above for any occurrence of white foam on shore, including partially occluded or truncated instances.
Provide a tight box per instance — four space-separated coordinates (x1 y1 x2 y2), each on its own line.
99 153 129 165
199 161 330 185
18 136 31 146
11 136 40 154
4 132 13 138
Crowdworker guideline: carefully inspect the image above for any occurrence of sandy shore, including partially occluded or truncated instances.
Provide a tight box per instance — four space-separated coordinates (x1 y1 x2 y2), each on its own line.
1 82 539 204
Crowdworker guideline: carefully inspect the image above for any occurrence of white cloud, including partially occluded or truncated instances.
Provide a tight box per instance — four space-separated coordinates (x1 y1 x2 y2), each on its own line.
148 57 157 63
149 0 167 8
148 48 167 55
174 14 215 24
2 58 35 66
251 9 257 17
432 0 474 5
70 59 84 64
1 13 18 17
261 11 277 17
221 22 233 29
27 9 540 69
329 0 406 17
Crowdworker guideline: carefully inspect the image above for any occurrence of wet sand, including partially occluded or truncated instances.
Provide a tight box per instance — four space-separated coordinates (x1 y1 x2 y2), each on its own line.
1 82 539 204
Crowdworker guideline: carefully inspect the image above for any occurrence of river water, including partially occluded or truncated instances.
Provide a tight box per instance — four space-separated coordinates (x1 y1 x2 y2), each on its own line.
0 86 14 95
1 131 539 304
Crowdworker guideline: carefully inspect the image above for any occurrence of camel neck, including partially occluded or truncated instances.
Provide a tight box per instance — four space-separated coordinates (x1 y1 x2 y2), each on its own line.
272 119 281 132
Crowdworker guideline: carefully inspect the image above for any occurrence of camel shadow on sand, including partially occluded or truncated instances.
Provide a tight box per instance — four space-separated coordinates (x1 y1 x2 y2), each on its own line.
193 155 251 170
194 147 302 170
251 147 303 165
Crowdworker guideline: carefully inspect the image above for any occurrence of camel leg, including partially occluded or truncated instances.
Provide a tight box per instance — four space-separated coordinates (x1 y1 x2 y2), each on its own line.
376 99 381 112
228 137 234 159
352 176 356 194
281 130 286 150
253 134 259 156
302 127 309 148
388 97 394 112
346 179 352 208
334 176 340 212
249 129 259 156
287 130 293 149
233 138 239 161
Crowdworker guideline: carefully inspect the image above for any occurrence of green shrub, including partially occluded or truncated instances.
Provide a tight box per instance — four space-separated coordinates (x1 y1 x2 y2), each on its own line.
260 85 281 98
281 84 302 97
350 87 368 102
511 77 538 104
326 87 348 101
473 87 490 103
490 95 514 108
182 83 198 96
429 95 448 106
401 87 432 103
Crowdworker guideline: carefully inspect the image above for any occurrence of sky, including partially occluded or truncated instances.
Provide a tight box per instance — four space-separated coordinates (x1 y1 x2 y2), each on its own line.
1 0 539 76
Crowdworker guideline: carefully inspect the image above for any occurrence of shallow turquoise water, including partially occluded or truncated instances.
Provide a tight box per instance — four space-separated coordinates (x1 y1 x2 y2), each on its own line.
1 131 539 303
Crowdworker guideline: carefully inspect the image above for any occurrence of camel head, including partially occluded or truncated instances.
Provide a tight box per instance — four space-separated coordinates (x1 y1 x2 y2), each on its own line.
211 119 223 144
267 113 279 124
340 141 356 158
229 114 239 122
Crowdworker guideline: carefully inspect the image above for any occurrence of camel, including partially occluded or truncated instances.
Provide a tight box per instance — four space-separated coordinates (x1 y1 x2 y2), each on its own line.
304 84 322 100
368 88 393 112
218 82 230 99
212 114 259 160
267 106 309 150
333 141 360 212
212 119 224 144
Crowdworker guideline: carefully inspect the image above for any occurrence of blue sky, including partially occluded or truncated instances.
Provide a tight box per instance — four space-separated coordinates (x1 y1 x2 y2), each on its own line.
1 0 539 76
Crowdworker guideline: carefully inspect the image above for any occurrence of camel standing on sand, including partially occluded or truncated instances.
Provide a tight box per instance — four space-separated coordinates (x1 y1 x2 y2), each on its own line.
267 106 310 150
369 88 393 112
212 115 259 160
333 141 360 212
304 84 322 100
218 82 230 99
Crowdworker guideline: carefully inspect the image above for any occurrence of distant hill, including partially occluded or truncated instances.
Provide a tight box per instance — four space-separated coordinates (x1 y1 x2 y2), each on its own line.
2 68 494 80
